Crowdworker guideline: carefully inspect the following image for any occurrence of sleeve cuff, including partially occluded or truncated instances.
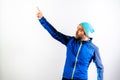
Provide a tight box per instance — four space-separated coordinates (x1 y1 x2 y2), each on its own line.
39 16 45 21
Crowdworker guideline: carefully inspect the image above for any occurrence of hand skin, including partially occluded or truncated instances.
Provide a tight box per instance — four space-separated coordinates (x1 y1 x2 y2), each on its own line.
36 7 43 19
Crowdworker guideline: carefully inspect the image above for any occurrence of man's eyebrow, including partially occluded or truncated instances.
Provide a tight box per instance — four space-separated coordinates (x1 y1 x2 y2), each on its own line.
77 27 83 30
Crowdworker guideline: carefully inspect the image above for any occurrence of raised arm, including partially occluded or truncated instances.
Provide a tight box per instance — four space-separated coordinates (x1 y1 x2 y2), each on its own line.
93 47 104 80
36 7 72 46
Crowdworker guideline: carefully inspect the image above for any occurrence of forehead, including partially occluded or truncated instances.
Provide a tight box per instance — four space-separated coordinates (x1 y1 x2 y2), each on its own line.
77 24 84 29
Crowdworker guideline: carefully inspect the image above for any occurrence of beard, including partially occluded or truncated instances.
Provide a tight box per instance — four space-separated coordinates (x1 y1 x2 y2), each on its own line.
75 31 83 40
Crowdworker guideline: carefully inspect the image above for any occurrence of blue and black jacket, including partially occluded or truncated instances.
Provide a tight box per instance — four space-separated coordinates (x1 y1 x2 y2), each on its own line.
39 17 104 80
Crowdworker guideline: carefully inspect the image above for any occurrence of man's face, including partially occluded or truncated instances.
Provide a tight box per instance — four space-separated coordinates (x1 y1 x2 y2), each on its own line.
75 25 85 39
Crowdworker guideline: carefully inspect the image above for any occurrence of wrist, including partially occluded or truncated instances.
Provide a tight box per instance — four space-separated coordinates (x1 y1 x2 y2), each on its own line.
38 16 44 20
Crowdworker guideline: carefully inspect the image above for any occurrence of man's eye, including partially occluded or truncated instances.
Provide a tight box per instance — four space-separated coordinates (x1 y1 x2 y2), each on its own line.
78 29 82 32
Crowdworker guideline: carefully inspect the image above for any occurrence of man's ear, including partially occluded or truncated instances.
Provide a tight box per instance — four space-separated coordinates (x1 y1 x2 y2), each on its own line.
82 30 86 36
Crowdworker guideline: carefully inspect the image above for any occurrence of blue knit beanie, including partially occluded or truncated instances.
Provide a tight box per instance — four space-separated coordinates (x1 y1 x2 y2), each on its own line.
80 22 94 36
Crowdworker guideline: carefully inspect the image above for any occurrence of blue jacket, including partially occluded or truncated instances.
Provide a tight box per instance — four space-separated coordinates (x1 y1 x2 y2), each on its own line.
39 17 104 80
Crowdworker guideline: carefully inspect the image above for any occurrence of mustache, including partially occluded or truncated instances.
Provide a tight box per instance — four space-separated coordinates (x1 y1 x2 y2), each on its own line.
75 31 82 40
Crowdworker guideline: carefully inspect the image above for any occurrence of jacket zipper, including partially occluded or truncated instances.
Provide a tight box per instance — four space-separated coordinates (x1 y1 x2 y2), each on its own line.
71 42 82 79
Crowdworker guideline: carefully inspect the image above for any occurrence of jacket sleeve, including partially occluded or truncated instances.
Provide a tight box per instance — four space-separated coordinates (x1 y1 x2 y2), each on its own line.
39 17 72 46
93 47 104 80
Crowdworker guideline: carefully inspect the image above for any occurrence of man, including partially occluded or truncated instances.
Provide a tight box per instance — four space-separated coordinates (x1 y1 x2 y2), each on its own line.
36 7 104 80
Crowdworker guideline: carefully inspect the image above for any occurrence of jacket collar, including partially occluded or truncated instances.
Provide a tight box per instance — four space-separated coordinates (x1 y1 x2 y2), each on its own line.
80 38 92 43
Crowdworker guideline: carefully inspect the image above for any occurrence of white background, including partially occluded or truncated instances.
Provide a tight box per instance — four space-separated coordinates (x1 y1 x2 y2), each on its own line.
0 0 120 80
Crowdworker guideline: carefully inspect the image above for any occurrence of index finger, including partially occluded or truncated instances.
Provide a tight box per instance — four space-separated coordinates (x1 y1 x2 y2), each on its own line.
36 7 40 11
